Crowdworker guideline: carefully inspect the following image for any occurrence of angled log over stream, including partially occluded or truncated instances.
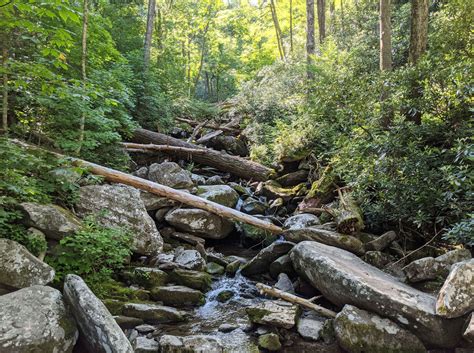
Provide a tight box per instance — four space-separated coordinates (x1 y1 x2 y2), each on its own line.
132 128 274 181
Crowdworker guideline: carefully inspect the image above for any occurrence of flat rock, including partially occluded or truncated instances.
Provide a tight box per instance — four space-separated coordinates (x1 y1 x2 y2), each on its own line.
170 268 212 292
290 241 464 348
0 285 78 353
123 267 169 288
133 337 160 353
241 241 295 276
63 274 133 353
75 184 163 255
150 285 204 306
159 335 223 353
196 185 239 208
0 238 55 289
113 315 144 329
436 259 474 318
165 208 233 239
283 227 365 255
297 312 327 341
334 305 427 353
19 202 82 240
148 161 194 189
284 213 321 230
174 248 206 271
246 300 299 329
123 303 186 324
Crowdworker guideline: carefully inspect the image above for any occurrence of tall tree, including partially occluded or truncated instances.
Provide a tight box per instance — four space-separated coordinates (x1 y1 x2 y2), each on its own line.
270 0 285 60
379 0 392 71
290 0 294 53
408 0 429 64
2 46 7 132
76 0 89 154
317 0 326 44
306 0 315 78
144 0 156 72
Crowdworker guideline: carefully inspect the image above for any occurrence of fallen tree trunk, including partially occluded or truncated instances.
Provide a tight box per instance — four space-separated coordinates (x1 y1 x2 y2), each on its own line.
176 117 241 134
132 128 274 181
12 139 283 235
256 283 337 318
123 142 207 155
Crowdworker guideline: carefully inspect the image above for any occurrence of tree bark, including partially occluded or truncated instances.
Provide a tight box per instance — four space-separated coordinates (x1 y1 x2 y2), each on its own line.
270 0 285 60
329 0 335 34
132 128 275 181
144 0 156 72
306 0 315 78
408 0 429 65
76 0 88 154
379 0 392 71
290 0 294 53
176 117 241 134
2 46 7 133
317 0 326 44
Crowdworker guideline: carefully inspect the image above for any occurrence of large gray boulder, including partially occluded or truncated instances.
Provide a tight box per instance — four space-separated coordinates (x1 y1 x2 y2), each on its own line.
246 300 299 329
165 208 234 239
148 161 194 189
334 305 426 353
63 274 133 353
75 184 163 255
19 202 82 240
174 248 206 271
241 241 295 276
0 238 55 289
196 185 239 208
290 241 464 348
0 285 78 353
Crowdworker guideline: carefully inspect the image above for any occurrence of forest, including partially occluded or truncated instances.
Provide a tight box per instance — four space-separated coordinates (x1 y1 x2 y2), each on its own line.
0 0 473 352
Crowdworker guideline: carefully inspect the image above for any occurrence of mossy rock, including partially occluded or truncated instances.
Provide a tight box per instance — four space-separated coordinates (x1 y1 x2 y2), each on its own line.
258 333 281 351
102 299 126 315
216 290 234 303
150 285 205 306
225 260 241 276
206 262 225 275
169 268 212 292
121 267 169 289
99 280 150 301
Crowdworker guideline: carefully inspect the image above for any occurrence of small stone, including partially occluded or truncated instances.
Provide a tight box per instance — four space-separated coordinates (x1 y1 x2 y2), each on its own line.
365 230 397 251
297 312 326 341
114 316 144 329
284 213 321 230
205 175 225 185
269 254 296 279
275 273 295 293
191 173 206 185
216 290 234 302
133 336 160 353
226 260 242 275
258 333 281 351
174 249 206 271
148 161 194 189
246 300 299 329
196 185 240 208
206 262 225 275
155 207 171 222
123 303 186 323
241 197 267 215
135 324 156 334
133 166 148 179
150 285 205 306
218 323 239 332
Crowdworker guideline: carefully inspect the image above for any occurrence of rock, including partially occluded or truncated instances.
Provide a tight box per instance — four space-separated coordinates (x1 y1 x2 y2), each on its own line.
133 337 160 353
228 182 251 195
159 335 224 353
196 185 239 208
258 333 281 351
165 208 233 239
148 161 194 189
334 305 427 353
140 190 176 211
463 313 474 344
76 184 163 255
206 262 225 275
174 249 206 271
240 221 275 245
168 231 206 246
246 300 299 329
133 166 148 178
241 241 295 276
208 135 248 156
365 230 397 251
436 259 474 318
151 285 205 306
284 213 321 230
216 290 234 302
290 241 464 348
135 324 156 333
206 252 229 267
0 285 78 353
363 251 396 269
19 202 82 240
0 238 55 289
297 312 326 341
205 175 225 185
218 323 239 332
191 173 206 185
275 273 295 293
114 315 144 329
123 267 169 288
226 260 242 275
270 254 296 278
123 303 186 323
261 180 306 201
241 197 267 215
170 268 213 291
283 227 365 255
63 274 133 353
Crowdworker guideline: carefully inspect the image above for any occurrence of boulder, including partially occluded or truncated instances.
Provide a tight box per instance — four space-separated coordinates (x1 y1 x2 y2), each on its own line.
284 214 321 230
364 230 397 251
132 166 148 179
174 248 206 271
246 300 299 329
297 312 327 341
19 202 82 240
150 285 205 306
75 184 163 255
0 238 55 289
207 135 248 156
133 337 160 353
283 227 365 255
122 267 169 288
463 313 474 344
63 274 133 353
165 208 233 239
241 241 295 276
0 285 78 353
258 333 281 351
275 273 295 293
334 305 427 353
159 335 223 353
170 268 213 292
196 185 239 208
148 161 194 189
206 262 225 275
241 197 267 215
140 190 176 211
269 254 296 278
123 303 186 323
290 241 464 347
205 175 225 185
114 315 144 329
436 259 474 318
191 173 206 185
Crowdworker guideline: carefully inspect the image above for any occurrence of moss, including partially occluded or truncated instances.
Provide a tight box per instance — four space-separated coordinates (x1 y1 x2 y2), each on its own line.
99 279 150 301
170 268 212 292
216 290 234 302
246 308 272 324
102 299 126 315
206 262 225 275
258 333 281 351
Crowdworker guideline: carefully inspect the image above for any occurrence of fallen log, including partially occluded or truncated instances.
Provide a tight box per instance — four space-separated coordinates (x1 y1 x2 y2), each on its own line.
123 142 207 155
12 139 283 235
176 117 241 134
256 283 337 318
132 128 274 181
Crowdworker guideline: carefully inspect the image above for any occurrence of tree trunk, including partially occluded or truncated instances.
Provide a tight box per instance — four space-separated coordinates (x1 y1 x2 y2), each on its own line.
144 0 156 72
317 0 326 44
290 0 294 53
2 46 7 133
192 17 211 97
132 128 275 181
329 0 335 34
408 0 429 65
306 0 315 78
270 0 285 60
379 0 392 71
175 117 241 134
76 0 88 154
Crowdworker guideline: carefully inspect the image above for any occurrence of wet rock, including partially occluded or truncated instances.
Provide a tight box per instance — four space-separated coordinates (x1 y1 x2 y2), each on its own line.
297 312 326 341
241 241 295 276
133 166 148 179
76 184 163 255
290 241 464 348
0 238 55 289
365 230 397 251
436 259 474 318
241 197 267 215
155 207 171 222
191 173 206 185
165 208 233 239
206 252 228 266
133 336 160 353
135 324 156 334
216 290 234 302
218 323 239 332
151 285 205 306
0 285 78 353
123 303 186 323
206 262 225 275
140 190 177 211
275 273 295 293
258 333 281 351
284 213 321 230
270 254 296 279
463 313 474 344
334 305 427 353
170 268 213 291
159 335 224 353
196 185 239 208
123 267 169 288
246 300 299 329
19 202 82 240
174 248 206 271
63 274 133 353
206 175 225 185
226 260 242 275
148 161 194 189
241 221 276 245
114 315 144 329
284 227 365 255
